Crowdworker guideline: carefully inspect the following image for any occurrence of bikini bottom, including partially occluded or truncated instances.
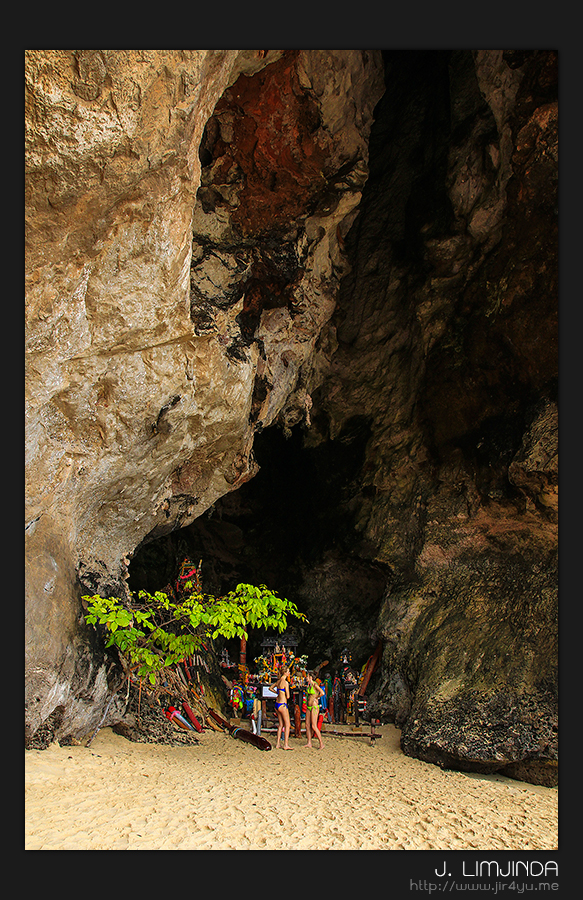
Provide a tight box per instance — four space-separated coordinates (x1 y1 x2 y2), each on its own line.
275 702 288 710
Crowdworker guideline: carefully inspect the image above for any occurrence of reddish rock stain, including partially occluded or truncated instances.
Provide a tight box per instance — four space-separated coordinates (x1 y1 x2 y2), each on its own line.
209 50 329 237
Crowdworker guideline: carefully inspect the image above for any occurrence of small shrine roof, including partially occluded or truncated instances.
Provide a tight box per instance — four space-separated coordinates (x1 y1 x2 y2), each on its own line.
261 631 298 649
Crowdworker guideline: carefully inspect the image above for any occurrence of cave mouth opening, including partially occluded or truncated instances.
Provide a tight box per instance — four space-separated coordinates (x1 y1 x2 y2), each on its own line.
126 44 547 680
128 417 391 673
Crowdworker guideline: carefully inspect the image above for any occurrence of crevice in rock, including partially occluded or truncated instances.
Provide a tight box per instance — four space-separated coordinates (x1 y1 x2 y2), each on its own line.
129 416 391 668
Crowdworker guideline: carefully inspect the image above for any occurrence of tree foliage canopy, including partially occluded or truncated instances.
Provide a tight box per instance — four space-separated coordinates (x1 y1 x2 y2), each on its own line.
83 582 307 686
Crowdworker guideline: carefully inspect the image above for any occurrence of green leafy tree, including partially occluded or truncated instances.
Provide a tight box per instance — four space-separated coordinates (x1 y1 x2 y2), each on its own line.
83 583 307 687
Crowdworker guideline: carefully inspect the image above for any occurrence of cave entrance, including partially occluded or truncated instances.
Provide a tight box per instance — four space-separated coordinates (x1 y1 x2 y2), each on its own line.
128 418 390 677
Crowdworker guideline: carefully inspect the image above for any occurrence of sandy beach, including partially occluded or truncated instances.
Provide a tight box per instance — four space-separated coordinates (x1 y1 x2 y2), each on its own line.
25 722 558 851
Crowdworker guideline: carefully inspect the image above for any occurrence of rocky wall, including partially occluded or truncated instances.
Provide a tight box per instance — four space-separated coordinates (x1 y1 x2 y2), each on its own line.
25 49 558 785
314 49 558 784
25 49 385 743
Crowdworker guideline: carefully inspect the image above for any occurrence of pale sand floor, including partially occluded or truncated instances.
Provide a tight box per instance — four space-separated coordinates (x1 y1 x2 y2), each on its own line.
25 724 558 851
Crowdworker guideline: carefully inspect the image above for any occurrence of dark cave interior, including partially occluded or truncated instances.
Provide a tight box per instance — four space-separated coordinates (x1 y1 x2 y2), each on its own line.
128 415 389 671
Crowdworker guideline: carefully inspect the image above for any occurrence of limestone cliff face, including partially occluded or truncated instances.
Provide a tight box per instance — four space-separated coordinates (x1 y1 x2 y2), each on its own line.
25 49 558 785
25 49 384 741
311 49 558 784
153 50 557 786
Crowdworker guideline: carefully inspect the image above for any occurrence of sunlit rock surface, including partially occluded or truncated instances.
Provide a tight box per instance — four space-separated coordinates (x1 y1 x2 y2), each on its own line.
25 48 384 742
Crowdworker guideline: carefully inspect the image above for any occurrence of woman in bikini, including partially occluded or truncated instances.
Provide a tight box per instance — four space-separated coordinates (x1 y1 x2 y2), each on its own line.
270 664 292 750
304 671 324 749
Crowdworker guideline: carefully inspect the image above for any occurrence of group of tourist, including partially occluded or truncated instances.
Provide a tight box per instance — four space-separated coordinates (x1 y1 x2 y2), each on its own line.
270 665 324 750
